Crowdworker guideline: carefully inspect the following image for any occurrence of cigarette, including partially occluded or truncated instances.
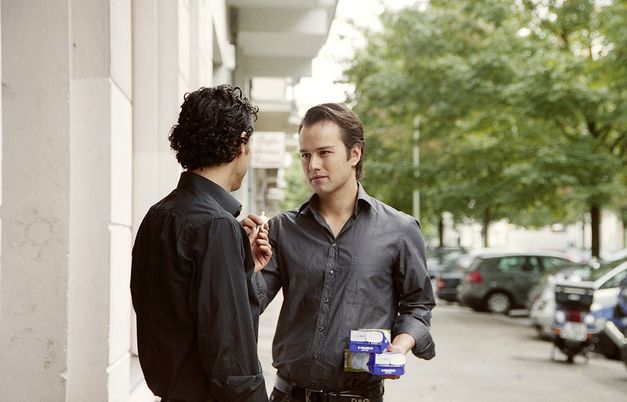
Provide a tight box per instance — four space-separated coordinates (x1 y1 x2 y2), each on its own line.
258 211 268 228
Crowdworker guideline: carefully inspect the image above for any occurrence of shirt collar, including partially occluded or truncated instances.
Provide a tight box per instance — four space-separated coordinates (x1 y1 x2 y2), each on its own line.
177 171 243 217
297 182 377 217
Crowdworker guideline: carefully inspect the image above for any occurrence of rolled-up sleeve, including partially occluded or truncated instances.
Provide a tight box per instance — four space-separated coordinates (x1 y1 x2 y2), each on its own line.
255 217 284 313
194 218 267 402
392 219 436 360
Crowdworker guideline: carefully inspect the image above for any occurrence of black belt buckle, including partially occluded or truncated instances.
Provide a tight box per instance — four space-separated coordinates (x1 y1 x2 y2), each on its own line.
305 387 325 402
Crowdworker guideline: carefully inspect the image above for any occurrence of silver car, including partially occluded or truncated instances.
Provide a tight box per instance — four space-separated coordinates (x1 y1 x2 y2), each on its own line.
528 266 591 338
529 258 627 339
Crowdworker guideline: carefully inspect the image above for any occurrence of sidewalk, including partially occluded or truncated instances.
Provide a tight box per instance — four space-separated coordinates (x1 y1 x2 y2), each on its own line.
258 294 283 395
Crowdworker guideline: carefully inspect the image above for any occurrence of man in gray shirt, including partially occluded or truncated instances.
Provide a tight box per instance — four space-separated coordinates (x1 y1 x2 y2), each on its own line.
244 103 435 402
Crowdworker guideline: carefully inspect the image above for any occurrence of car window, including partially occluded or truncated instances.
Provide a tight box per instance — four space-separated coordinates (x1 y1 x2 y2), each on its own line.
442 257 463 273
589 259 627 281
497 256 541 274
599 269 627 289
529 256 542 272
475 257 498 272
542 257 572 269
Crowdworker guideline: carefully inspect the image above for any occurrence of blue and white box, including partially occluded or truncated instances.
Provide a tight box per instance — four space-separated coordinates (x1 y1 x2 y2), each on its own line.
368 352 406 376
349 329 390 353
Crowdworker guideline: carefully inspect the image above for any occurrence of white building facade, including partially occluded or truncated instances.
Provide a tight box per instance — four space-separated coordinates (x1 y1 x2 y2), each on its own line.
0 1 336 400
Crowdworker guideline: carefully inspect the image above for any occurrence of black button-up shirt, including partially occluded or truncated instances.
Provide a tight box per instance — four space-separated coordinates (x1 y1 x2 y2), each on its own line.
131 172 267 402
256 184 435 390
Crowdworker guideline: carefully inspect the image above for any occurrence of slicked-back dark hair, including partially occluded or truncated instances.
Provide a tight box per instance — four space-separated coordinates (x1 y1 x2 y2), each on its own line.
299 103 365 179
168 85 259 170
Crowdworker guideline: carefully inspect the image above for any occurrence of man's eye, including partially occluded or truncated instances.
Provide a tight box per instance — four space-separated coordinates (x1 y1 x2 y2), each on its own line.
300 154 310 159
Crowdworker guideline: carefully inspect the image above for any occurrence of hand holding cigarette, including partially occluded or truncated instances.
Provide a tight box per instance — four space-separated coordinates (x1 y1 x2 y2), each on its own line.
240 212 272 272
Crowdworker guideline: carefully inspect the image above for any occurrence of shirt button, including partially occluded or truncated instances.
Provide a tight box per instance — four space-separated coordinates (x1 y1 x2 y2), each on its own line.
329 270 334 275
324 298 330 303
313 354 319 360
331 242 336 247
319 326 325 332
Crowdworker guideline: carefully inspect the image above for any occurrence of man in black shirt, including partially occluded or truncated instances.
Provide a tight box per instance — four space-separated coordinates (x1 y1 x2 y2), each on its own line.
131 85 271 402
243 103 435 401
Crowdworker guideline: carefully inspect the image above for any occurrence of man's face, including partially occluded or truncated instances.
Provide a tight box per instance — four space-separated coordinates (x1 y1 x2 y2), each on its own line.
231 141 251 191
299 121 360 197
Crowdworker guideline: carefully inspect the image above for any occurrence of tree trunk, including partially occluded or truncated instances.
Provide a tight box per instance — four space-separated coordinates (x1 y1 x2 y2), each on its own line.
481 208 491 248
590 204 601 258
438 215 444 247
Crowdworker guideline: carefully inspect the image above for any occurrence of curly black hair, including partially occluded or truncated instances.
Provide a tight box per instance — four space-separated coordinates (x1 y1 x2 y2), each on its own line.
168 85 259 170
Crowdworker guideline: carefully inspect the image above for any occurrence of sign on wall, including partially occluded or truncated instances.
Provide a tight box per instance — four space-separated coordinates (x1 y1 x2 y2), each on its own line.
251 132 286 169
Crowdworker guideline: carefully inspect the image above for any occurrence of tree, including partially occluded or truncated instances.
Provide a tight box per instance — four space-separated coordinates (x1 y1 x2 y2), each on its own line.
516 0 627 257
344 0 626 254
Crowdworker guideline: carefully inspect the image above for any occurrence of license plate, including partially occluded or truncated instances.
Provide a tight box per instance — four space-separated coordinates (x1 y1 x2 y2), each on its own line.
561 322 587 341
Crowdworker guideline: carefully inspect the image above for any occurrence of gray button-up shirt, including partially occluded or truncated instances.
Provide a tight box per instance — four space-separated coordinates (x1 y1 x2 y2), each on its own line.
256 184 435 390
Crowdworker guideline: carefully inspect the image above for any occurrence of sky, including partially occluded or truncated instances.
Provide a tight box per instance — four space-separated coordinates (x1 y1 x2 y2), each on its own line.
294 0 422 114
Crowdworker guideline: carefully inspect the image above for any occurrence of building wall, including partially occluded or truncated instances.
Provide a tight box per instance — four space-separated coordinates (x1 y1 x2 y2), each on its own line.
0 1 72 399
67 1 134 400
0 0 234 400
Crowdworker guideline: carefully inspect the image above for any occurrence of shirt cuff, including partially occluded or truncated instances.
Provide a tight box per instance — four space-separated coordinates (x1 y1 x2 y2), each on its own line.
210 373 267 402
393 317 436 360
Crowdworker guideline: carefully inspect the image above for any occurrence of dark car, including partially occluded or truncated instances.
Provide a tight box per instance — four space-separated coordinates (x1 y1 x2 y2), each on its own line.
457 250 576 314
426 246 466 279
436 253 474 302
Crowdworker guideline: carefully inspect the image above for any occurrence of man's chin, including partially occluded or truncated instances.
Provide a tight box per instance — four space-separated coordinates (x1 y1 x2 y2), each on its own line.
310 183 330 195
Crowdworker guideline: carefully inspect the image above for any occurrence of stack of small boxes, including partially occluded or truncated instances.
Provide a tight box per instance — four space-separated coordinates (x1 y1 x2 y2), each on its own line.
344 329 406 376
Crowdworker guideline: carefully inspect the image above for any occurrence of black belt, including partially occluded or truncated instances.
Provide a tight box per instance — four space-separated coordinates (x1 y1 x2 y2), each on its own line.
275 375 383 402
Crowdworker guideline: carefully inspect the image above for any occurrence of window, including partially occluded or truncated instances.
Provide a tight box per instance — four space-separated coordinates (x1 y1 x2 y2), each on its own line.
476 257 498 272
542 257 572 270
589 259 626 281
600 269 627 290
497 256 541 274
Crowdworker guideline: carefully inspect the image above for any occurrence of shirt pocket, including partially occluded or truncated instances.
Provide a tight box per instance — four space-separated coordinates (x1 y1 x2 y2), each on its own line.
344 255 394 313
340 262 394 334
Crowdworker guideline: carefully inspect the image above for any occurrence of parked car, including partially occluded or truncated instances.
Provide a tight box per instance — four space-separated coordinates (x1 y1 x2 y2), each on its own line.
528 264 592 338
436 253 474 302
457 250 576 314
426 246 466 279
583 261 627 359
536 259 627 357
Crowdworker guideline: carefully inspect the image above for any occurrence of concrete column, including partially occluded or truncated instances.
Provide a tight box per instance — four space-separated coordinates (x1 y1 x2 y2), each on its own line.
0 0 133 400
189 0 200 88
199 0 214 85
0 1 71 400
67 0 133 401
133 0 182 233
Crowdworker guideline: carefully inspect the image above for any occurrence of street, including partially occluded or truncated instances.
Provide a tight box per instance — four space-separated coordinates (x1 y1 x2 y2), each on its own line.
258 299 627 401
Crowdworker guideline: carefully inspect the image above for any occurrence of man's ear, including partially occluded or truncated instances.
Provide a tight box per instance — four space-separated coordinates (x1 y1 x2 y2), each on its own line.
350 145 362 166
239 132 249 156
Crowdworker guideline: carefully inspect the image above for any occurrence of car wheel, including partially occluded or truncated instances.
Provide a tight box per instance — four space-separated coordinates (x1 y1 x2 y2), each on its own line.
485 292 511 314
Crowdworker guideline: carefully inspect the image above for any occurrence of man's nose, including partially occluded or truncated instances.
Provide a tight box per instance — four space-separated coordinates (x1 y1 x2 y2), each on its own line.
308 154 322 171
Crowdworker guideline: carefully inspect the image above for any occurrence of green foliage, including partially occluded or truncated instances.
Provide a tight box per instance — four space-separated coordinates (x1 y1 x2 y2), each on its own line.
344 0 627 249
279 148 312 211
